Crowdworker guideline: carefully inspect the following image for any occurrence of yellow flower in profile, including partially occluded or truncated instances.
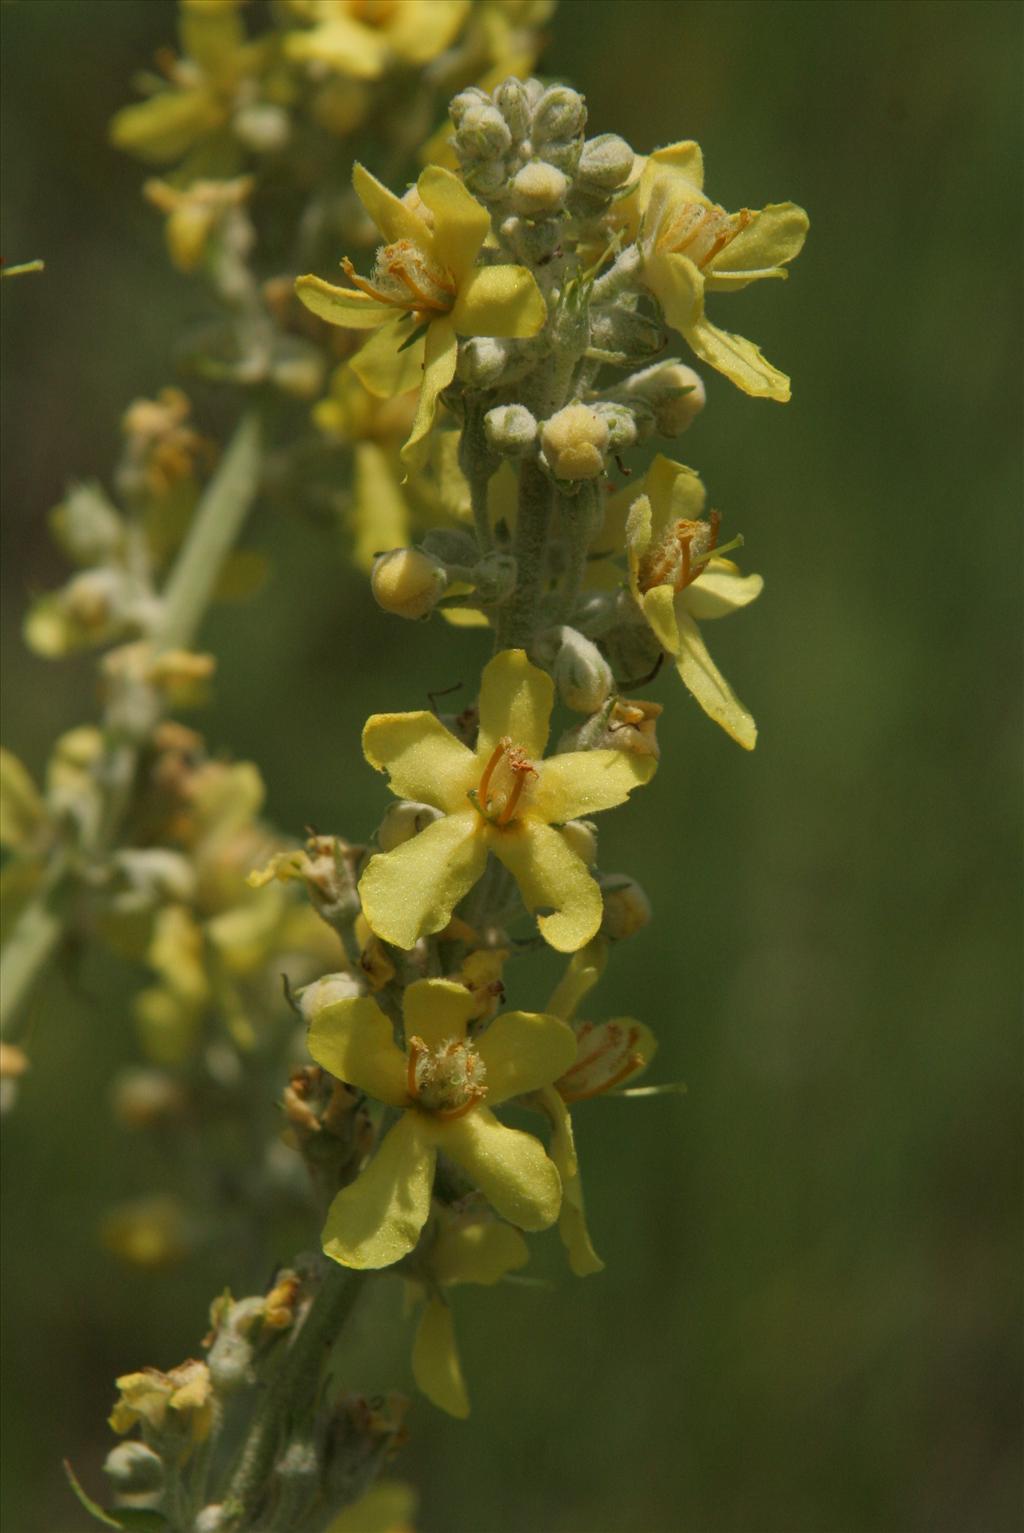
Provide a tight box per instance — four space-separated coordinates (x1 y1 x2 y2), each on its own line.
359 650 656 953
307 977 576 1268
632 141 808 400
109 1359 213 1457
285 0 469 80
626 454 764 750
295 165 547 466
407 1204 528 1417
537 939 656 1276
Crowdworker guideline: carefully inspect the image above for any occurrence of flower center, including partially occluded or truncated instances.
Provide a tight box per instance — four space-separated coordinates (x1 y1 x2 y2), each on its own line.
660 200 752 269
470 736 538 827
638 511 720 594
343 241 456 317
406 1035 487 1119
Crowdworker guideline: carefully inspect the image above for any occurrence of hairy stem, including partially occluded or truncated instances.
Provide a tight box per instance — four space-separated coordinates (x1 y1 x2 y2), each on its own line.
494 459 553 650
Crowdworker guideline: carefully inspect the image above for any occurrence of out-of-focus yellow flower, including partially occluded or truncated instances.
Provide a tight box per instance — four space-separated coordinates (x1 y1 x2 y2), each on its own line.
407 1204 527 1416
326 1481 417 1533
537 938 656 1275
307 976 575 1268
625 455 763 749
284 0 469 79
100 1195 191 1271
630 143 808 400
109 1359 213 1458
296 165 546 466
143 175 254 273
359 650 656 952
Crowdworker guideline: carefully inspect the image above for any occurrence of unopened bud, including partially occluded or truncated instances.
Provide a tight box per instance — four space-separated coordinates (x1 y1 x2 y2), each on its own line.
207 1326 255 1394
578 133 635 189
484 403 538 456
455 104 512 159
623 361 706 435
552 627 613 712
458 335 513 388
461 158 508 198
377 800 444 852
371 548 447 619
600 874 652 940
561 818 598 865
297 971 363 1023
449 88 489 127
110 1067 187 1130
195 1506 230 1533
509 161 569 216
590 305 666 363
50 483 123 565
592 402 639 452
531 84 587 145
233 102 290 153
495 78 532 141
103 1441 165 1496
541 403 609 481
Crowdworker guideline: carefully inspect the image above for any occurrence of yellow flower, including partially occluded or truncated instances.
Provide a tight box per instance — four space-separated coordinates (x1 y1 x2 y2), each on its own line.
538 939 656 1276
625 454 764 749
143 175 254 273
407 1204 528 1416
631 141 808 400
359 650 656 953
284 0 469 80
295 165 546 466
307 976 576 1268
109 1359 213 1458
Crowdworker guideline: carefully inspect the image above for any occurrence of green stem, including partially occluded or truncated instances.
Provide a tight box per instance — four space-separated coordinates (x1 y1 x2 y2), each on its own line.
558 482 600 624
494 459 553 651
458 406 497 556
222 1266 365 1529
0 870 68 1036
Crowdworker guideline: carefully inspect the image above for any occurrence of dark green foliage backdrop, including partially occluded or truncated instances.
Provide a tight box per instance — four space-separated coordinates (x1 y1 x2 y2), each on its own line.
2 3 1021 1530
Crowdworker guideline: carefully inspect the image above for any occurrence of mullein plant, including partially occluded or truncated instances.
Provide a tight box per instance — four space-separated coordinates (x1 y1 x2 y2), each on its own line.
1 3 807 1528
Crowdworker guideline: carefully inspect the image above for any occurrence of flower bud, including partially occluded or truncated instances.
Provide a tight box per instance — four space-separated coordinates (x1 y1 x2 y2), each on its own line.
600 874 652 940
50 483 123 565
495 78 532 141
531 84 587 144
195 1507 230 1533
623 360 706 435
590 306 666 363
541 404 609 481
233 102 290 153
297 971 363 1023
592 402 639 452
461 158 508 198
552 627 614 712
110 1067 187 1130
103 1441 165 1497
473 552 517 603
484 403 538 457
371 548 447 619
458 336 513 388
561 818 598 865
509 161 569 216
577 133 635 189
449 88 489 127
377 800 444 852
207 1325 256 1394
455 104 512 159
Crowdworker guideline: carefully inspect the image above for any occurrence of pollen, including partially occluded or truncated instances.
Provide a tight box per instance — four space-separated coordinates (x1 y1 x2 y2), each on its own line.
343 240 456 316
406 1035 488 1119
637 511 721 594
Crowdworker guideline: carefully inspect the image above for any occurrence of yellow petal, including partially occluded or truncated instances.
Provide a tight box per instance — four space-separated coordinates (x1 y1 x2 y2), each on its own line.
0 749 48 851
683 564 764 620
674 606 757 749
449 265 547 339
440 1107 561 1231
412 1297 469 1417
359 809 487 949
705 202 809 289
350 320 425 399
179 0 245 77
295 275 393 329
307 995 408 1107
648 139 704 190
326 1482 417 1533
384 0 469 67
109 89 223 163
400 318 458 470
641 583 681 653
686 313 792 401
322 1112 436 1269
546 939 608 1022
431 1219 529 1287
476 649 553 761
402 977 476 1051
351 443 412 571
542 1088 604 1276
352 162 432 245
532 748 655 824
477 1010 578 1105
363 711 476 813
415 166 488 281
491 820 602 952
286 19 389 80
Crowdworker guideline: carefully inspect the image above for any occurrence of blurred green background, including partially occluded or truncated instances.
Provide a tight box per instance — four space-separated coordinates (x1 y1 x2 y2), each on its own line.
2 2 1021 1530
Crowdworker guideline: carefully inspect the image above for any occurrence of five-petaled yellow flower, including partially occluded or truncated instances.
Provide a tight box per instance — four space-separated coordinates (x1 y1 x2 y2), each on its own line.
626 455 763 750
630 141 808 401
295 164 547 467
359 650 657 953
407 1204 528 1417
307 977 577 1269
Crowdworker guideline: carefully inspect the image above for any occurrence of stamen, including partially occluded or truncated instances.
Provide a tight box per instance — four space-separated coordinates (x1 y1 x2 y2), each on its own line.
496 748 538 827
476 737 510 811
406 1036 425 1101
